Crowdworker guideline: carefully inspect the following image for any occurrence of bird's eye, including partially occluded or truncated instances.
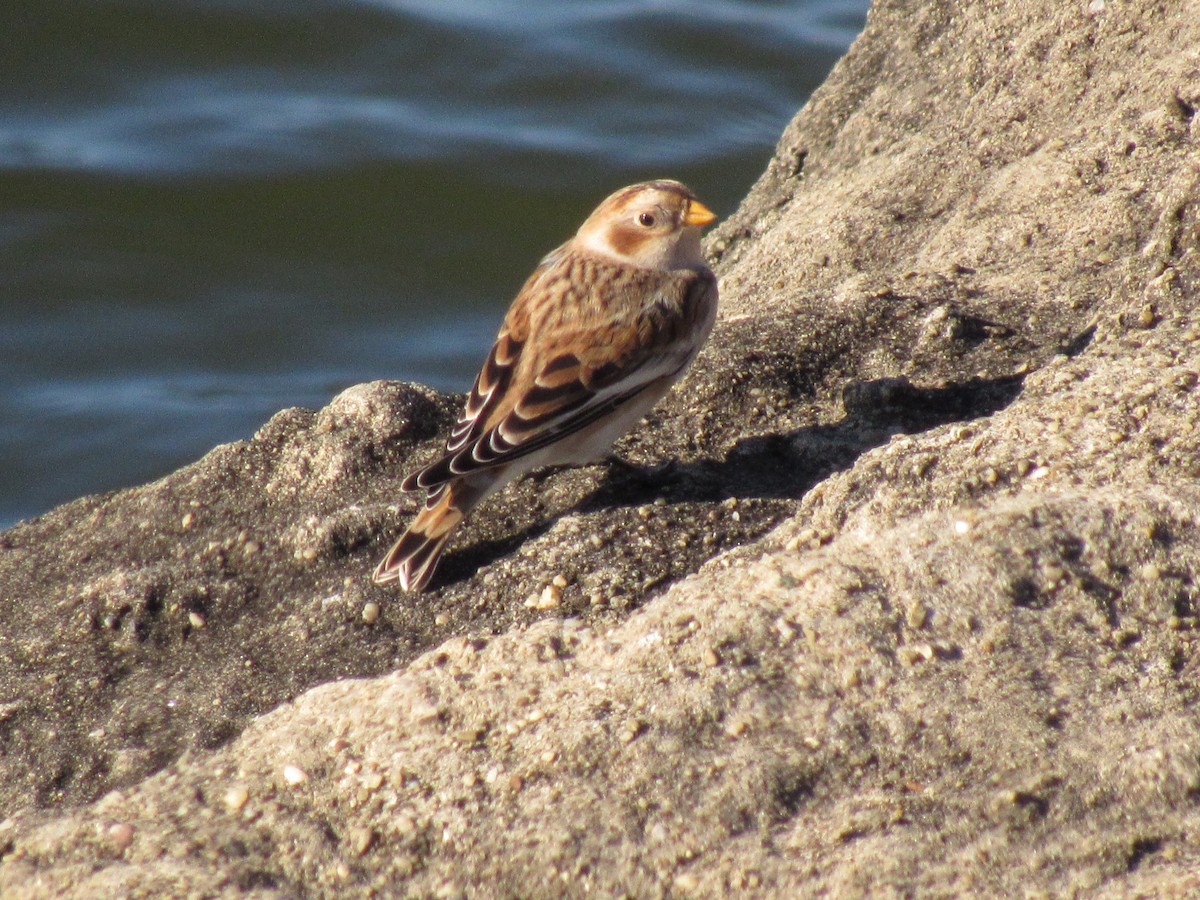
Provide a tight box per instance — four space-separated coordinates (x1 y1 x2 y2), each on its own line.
637 211 656 227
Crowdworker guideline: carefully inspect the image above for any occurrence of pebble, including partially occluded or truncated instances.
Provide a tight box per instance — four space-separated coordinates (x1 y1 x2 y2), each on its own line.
188 612 206 629
180 512 195 529
223 785 250 811
282 765 308 786
1043 563 1067 589
899 644 935 666
784 528 818 551
455 726 485 745
621 719 644 743
412 700 442 723
107 822 135 851
674 873 700 892
361 602 380 625
912 455 937 478
525 584 562 610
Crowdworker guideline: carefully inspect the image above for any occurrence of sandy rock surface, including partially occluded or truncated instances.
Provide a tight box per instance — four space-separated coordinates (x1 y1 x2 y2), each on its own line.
2 0 1199 895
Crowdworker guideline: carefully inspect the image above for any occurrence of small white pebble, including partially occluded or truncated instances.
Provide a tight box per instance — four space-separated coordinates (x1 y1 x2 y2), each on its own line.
282 765 308 786
953 520 970 535
1139 562 1162 581
674 872 700 892
411 701 441 723
181 512 195 529
188 612 206 629
361 602 380 624
223 785 250 811
107 822 135 851
527 584 562 610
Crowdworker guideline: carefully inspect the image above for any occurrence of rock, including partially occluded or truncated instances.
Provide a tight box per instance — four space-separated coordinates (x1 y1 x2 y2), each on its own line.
2 0 1200 895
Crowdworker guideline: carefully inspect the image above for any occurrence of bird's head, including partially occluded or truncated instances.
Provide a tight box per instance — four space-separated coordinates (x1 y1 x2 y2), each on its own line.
574 179 717 271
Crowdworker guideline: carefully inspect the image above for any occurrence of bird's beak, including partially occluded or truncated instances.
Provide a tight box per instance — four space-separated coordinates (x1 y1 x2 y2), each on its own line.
683 199 717 228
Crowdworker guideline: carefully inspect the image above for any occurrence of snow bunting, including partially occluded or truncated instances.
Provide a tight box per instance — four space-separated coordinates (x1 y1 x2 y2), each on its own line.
373 180 719 591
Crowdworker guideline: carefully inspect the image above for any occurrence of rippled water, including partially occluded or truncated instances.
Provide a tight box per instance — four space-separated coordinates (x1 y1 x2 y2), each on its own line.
0 0 867 527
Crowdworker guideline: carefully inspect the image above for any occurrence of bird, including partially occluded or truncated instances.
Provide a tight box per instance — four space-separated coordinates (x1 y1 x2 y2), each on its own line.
373 179 719 592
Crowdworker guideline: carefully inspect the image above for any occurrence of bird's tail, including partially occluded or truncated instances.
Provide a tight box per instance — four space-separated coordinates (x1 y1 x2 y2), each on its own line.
373 483 476 592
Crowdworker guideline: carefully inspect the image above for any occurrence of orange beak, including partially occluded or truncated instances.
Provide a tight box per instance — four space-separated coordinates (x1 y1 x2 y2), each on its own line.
683 199 717 228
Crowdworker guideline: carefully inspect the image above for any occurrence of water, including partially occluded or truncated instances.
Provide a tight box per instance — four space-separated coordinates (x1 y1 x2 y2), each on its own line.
0 0 867 528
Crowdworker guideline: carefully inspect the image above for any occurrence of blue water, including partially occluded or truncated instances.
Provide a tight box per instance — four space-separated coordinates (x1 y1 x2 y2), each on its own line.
0 0 867 528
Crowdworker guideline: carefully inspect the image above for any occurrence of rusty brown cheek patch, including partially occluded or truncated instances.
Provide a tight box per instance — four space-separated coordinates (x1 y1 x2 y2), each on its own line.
606 225 654 259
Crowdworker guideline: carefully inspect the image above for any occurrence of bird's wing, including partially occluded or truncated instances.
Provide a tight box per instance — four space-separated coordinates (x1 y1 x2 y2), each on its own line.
402 267 715 492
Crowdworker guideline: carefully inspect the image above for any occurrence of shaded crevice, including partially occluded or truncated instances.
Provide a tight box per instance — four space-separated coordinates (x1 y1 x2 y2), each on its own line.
431 373 1026 598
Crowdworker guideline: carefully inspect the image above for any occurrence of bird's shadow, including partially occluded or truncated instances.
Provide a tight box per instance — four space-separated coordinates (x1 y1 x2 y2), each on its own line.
427 373 1025 590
